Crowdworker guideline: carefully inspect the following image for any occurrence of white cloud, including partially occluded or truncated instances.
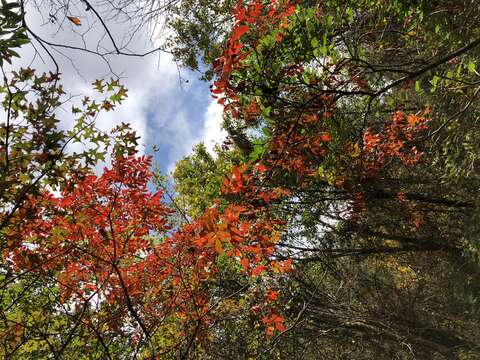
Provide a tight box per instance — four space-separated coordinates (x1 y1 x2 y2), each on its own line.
8 2 179 157
161 97 227 173
160 95 227 173
201 100 227 155
4 2 229 176
162 111 198 174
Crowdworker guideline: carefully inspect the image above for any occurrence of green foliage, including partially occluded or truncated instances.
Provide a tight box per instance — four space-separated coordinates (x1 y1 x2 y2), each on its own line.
0 0 28 65
1 0 480 358
165 0 237 80
171 0 480 357
172 143 243 218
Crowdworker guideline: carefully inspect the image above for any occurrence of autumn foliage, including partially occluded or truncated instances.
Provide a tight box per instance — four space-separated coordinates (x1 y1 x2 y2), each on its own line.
2 0 480 358
3 151 292 353
1 0 434 352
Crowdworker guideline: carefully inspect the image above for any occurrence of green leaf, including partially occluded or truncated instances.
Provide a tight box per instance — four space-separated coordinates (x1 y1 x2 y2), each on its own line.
431 75 440 92
467 61 476 74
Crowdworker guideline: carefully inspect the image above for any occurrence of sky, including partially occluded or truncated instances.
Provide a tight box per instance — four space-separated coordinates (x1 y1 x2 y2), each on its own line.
10 0 226 174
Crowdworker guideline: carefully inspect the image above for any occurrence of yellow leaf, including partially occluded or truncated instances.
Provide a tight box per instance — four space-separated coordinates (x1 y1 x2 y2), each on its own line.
351 142 361 158
215 239 223 254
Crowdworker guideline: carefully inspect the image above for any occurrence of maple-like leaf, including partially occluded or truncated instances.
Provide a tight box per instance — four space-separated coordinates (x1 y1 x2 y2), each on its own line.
102 100 113 111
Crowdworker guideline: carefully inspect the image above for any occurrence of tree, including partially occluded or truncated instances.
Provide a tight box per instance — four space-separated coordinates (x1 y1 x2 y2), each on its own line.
3 0 480 358
1 5 285 357
171 0 480 357
0 38 151 357
171 142 244 218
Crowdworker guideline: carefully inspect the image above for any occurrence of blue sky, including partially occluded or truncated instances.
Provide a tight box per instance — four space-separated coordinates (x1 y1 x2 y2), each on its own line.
142 72 224 174
10 1 226 175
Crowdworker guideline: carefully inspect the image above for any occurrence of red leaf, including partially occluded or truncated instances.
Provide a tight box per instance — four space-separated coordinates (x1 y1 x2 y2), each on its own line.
252 265 266 276
266 289 278 301
320 133 331 142
232 25 250 41
275 322 287 332
255 163 268 173
284 5 296 16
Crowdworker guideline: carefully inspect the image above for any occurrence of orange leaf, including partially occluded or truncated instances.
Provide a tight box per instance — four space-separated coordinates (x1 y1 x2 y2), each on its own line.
231 166 242 180
283 258 293 272
214 239 224 254
271 314 284 323
266 326 275 336
67 16 82 26
240 257 249 270
412 213 424 228
407 114 423 127
284 5 296 16
320 133 331 142
194 236 207 247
